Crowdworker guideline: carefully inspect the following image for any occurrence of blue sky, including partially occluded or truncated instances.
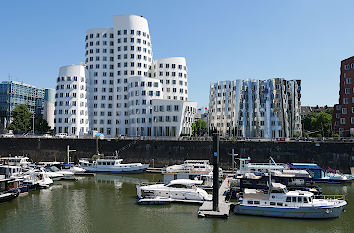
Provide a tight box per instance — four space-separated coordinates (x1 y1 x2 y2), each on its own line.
0 0 353 107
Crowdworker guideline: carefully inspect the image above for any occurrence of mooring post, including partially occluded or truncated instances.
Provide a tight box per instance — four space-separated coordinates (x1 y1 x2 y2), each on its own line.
212 133 219 211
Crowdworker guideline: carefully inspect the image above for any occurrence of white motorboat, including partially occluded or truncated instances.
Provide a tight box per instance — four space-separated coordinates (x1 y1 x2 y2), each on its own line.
137 179 212 204
163 160 222 188
79 157 149 173
45 166 75 180
234 182 347 218
23 169 53 189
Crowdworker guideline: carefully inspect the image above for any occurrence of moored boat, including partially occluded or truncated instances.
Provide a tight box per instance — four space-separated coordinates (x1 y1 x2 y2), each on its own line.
79 157 149 173
136 179 212 204
234 182 347 219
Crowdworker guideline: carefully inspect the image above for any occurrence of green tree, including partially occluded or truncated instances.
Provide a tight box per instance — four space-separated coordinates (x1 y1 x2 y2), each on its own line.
302 111 332 137
35 117 50 133
7 104 31 132
192 119 207 136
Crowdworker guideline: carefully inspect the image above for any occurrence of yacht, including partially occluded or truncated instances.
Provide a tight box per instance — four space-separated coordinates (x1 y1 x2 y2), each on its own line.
0 156 31 169
236 157 287 175
234 170 322 195
163 160 222 189
0 165 23 179
136 179 212 204
79 157 149 173
290 163 349 184
234 182 347 218
0 178 20 203
45 166 75 180
23 168 53 189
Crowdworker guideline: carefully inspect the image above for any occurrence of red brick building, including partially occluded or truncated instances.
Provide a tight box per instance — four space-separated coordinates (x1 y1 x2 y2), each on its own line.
332 56 354 136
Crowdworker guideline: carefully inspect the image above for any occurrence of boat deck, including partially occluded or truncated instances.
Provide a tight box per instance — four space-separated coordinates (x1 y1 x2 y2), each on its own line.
198 176 232 218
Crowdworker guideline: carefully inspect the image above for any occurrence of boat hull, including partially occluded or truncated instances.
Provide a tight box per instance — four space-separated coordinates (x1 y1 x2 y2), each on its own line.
82 164 149 174
234 204 346 219
0 192 19 203
312 178 349 184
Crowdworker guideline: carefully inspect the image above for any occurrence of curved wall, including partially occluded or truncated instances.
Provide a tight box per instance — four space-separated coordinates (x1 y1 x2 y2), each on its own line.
54 64 89 136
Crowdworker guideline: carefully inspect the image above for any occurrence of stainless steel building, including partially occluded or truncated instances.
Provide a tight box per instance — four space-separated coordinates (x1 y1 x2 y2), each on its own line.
208 78 302 138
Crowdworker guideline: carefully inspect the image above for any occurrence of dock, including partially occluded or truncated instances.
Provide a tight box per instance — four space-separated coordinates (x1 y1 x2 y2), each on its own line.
198 176 232 218
146 167 164 173
74 172 96 176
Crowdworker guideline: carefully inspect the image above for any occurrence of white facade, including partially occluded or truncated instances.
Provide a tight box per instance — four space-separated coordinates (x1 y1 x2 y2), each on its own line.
81 14 196 137
43 88 55 129
54 64 89 136
152 99 197 137
208 78 302 138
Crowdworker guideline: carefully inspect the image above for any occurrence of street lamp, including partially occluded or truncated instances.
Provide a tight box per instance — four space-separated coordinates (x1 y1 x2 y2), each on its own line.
31 114 35 135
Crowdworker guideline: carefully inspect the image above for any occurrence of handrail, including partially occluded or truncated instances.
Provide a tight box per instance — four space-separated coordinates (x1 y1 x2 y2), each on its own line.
314 194 346 200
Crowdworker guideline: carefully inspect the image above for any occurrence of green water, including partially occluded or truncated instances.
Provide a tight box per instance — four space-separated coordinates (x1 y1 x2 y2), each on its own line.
0 174 352 233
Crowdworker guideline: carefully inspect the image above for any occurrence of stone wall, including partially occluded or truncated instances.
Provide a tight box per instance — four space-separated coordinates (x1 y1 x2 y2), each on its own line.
0 138 353 172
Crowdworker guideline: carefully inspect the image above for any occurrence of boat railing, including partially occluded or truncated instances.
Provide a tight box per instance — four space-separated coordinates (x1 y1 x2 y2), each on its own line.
248 162 286 166
139 181 164 186
164 169 211 174
314 194 346 200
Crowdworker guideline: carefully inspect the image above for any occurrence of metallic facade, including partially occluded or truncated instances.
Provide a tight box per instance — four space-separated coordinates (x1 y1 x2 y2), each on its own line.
208 78 302 138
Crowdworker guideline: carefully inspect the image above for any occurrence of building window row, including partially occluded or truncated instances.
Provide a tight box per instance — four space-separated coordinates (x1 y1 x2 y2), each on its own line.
117 30 150 39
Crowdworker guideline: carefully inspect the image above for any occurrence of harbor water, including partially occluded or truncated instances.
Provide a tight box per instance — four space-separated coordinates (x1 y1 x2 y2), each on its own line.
0 173 352 233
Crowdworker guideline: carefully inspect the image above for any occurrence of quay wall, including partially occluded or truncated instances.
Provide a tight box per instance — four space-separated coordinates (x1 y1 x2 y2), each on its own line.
0 138 353 172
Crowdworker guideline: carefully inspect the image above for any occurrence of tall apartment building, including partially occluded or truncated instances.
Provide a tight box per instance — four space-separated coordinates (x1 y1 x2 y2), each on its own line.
55 15 196 137
0 81 45 129
54 64 90 136
208 78 302 138
332 56 354 136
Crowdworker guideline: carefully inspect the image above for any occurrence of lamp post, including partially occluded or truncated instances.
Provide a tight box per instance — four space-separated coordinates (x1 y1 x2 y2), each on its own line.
31 114 35 134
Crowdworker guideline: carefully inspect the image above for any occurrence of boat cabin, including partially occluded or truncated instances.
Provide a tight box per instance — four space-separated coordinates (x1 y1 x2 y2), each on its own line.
0 165 23 179
290 163 324 179
0 156 31 168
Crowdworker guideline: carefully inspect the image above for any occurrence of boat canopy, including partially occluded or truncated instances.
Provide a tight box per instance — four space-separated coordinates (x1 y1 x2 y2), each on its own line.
168 179 203 186
291 163 322 170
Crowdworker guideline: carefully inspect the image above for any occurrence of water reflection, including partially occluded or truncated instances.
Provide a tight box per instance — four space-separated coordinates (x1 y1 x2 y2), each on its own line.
0 174 352 233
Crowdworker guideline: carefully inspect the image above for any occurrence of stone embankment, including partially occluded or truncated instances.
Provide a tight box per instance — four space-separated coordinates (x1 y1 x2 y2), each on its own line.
0 138 353 172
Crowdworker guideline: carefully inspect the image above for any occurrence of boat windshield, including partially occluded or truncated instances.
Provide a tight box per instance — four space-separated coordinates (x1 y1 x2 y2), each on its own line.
50 166 60 172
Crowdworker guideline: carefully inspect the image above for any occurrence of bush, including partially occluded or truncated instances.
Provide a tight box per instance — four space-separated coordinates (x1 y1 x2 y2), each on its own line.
315 133 322 138
332 133 340 138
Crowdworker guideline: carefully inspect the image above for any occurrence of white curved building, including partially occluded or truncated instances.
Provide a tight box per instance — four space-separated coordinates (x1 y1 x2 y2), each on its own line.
54 64 89 136
154 57 188 101
56 14 196 138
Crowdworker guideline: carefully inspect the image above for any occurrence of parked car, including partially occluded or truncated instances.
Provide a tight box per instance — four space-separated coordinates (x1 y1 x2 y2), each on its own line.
42 134 53 138
1 133 14 138
55 133 68 138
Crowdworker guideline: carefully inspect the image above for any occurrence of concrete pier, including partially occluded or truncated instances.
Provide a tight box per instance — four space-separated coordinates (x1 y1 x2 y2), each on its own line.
198 177 232 218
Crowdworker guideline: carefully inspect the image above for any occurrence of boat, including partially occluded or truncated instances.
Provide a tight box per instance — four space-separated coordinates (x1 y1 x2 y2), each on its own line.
0 156 31 169
290 163 349 184
79 157 149 173
44 166 75 180
23 168 53 189
59 164 86 174
234 182 347 218
0 178 20 203
234 170 322 195
0 165 23 179
236 157 287 175
136 179 212 204
163 160 223 189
